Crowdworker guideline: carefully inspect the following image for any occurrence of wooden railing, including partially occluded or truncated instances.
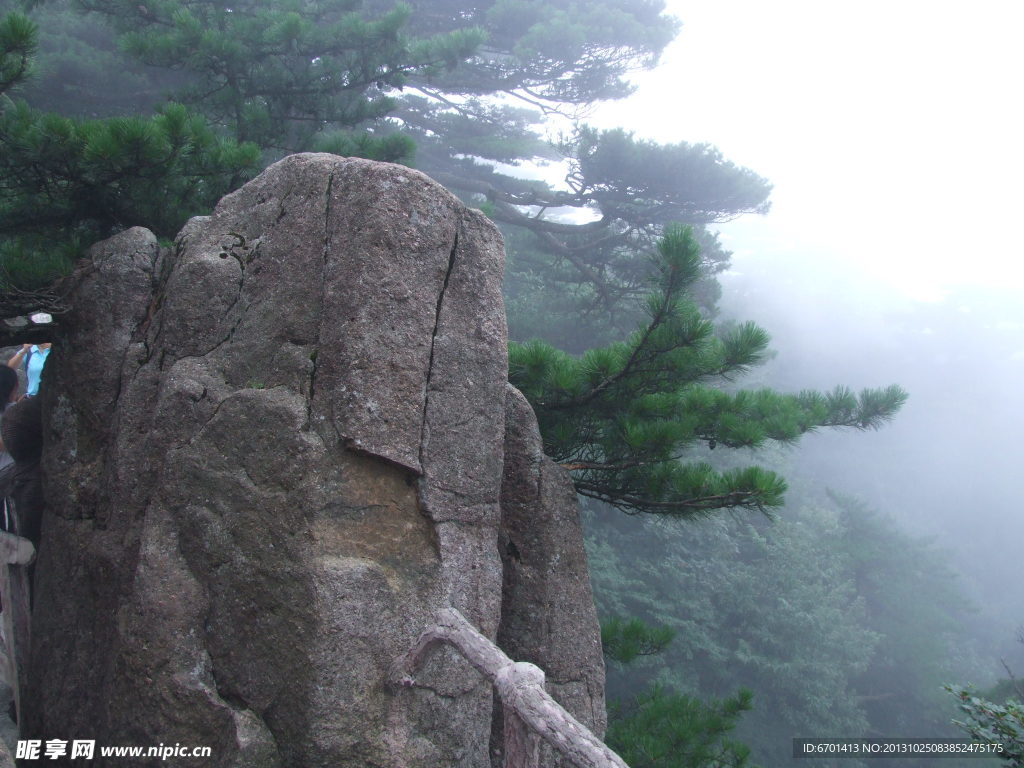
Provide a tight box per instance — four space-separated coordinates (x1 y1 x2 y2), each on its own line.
392 607 629 768
0 527 35 731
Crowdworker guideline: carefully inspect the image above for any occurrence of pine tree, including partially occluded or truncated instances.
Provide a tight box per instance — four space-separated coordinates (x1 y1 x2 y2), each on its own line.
510 225 907 516
0 10 261 312
371 0 767 338
3 0 185 117
587 502 881 765
66 0 484 157
3 5 906 515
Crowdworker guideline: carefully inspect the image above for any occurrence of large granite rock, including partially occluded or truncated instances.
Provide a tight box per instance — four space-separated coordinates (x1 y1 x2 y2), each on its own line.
28 154 604 767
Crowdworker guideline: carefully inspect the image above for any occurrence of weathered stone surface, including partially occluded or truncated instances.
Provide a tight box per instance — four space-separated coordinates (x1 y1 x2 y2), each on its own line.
29 154 604 767
494 385 607 766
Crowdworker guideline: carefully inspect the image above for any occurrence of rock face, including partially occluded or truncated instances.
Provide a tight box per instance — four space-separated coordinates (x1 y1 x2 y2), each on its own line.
28 154 604 767
495 387 608 766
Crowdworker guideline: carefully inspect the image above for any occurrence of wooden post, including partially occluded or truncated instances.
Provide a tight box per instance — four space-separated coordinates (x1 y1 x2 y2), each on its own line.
392 608 629 768
497 663 543 768
0 530 34 566
0 529 35 731
502 708 541 768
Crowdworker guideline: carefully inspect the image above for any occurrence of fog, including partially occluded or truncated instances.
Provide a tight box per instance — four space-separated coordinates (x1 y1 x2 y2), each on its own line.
721 226 1024 668
591 0 1024 300
589 0 1024 664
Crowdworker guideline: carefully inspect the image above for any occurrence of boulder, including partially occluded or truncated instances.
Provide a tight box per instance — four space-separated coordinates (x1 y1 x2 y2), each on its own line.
28 154 604 767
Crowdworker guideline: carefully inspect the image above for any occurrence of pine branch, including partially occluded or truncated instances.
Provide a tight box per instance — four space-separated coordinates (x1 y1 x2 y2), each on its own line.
0 12 38 97
510 224 906 517
575 482 774 517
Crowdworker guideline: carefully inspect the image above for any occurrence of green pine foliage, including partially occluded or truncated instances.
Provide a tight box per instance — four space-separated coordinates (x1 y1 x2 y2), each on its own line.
3 0 184 117
0 8 259 300
603 616 676 665
510 225 907 516
2 0 763 334
600 614 757 768
503 221 729 351
383 0 679 103
606 685 756 768
372 1 759 332
311 129 416 165
467 128 770 341
0 0 476 310
1 101 260 239
568 127 772 225
0 10 36 96
0 92 260 300
71 0 484 153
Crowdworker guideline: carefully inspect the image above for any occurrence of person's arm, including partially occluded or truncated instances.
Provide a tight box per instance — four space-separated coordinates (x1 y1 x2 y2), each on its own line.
6 345 29 370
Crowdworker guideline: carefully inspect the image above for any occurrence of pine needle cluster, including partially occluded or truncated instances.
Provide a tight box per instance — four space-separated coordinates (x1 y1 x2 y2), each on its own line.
0 98 260 301
510 225 908 517
602 616 676 666
0 10 35 95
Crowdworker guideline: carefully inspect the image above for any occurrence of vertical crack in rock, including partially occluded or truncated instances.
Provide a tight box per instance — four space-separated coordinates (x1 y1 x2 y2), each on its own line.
215 238 255 352
417 227 459 472
306 348 319 430
308 172 334 429
219 241 248 329
209 663 247 711
142 252 172 357
273 183 297 226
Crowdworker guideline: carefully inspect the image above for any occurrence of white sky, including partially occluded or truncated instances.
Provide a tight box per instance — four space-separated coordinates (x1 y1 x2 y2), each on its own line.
589 0 1024 303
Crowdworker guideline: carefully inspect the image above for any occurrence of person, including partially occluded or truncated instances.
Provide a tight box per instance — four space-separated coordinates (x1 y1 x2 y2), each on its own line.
0 395 43 551
6 342 51 398
0 366 22 617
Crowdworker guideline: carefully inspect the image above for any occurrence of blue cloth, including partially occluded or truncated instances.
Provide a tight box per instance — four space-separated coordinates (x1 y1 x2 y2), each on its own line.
25 345 50 397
